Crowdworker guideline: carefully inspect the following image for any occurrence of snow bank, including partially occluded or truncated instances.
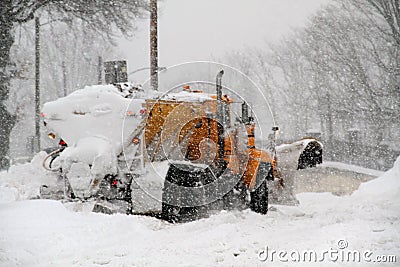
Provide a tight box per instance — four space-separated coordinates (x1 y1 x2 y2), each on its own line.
323 161 384 177
352 155 400 204
0 152 58 203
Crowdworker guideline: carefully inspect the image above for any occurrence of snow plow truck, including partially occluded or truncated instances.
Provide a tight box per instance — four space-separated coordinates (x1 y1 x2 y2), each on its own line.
40 70 322 223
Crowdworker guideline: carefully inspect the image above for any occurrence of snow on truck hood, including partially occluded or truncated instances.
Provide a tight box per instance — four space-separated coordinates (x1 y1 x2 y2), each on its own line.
42 84 145 151
159 90 213 102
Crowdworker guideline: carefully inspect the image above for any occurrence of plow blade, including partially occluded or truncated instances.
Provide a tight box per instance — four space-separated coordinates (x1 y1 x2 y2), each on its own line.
270 139 323 205
297 140 323 169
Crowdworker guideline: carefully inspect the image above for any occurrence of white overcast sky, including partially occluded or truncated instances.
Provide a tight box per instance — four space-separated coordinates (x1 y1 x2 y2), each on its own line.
117 0 331 82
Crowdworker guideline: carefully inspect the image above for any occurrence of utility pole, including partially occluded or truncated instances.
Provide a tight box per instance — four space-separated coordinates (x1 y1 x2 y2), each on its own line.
97 56 103 85
62 61 67 96
35 17 41 152
150 0 159 91
326 91 333 151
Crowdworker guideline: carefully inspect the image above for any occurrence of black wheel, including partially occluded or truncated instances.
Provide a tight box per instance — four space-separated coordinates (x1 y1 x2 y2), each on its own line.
250 179 268 214
161 202 198 223
161 164 200 222
161 163 222 223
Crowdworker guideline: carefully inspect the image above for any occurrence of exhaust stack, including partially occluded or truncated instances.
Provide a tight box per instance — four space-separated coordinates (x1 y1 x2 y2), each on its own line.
241 101 250 124
216 70 225 169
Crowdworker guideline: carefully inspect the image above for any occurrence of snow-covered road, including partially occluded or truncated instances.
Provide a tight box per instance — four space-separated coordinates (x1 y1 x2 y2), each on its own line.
294 163 380 196
0 155 399 266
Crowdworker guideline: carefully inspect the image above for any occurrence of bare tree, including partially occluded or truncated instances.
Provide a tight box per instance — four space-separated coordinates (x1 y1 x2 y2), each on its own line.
0 0 146 169
264 0 399 165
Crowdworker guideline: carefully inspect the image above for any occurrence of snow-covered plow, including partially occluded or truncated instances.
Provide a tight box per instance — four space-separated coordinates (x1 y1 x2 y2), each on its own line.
40 71 322 221
268 139 323 205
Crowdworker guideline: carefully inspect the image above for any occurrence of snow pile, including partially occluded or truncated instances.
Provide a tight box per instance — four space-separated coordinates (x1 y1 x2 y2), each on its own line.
352 155 400 204
322 161 384 177
0 152 58 203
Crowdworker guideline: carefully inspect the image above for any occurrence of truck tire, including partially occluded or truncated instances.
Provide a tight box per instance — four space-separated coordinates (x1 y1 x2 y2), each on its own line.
161 163 210 223
250 179 268 214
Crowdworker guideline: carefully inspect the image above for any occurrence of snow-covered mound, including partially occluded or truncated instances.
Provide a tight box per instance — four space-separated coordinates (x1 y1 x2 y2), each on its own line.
0 152 58 203
352 155 400 204
322 161 384 177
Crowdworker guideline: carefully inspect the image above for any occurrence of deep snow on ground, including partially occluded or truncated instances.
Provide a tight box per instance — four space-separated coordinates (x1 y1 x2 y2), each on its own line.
0 156 399 266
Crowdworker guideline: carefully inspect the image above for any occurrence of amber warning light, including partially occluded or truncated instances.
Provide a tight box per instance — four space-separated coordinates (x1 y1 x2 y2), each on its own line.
132 137 140 145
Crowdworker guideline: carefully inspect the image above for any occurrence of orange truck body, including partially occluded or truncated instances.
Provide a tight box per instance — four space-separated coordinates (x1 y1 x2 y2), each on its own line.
143 90 275 190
